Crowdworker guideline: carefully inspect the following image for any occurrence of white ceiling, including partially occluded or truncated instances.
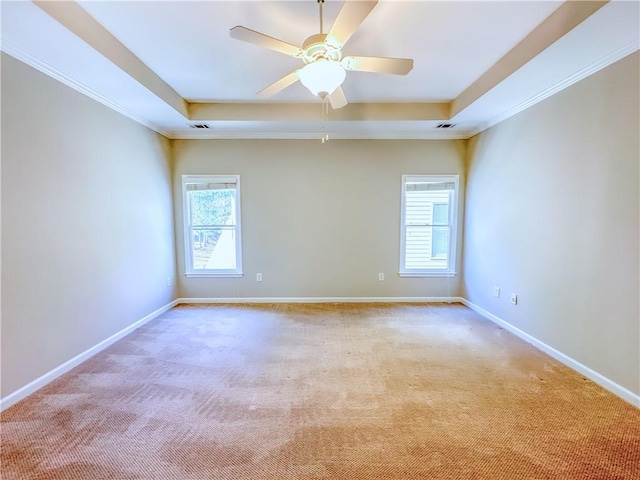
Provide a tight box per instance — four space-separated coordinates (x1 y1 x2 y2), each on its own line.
1 0 639 139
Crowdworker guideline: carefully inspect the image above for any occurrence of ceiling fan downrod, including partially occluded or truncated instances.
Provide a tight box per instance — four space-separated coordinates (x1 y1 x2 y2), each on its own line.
318 0 325 34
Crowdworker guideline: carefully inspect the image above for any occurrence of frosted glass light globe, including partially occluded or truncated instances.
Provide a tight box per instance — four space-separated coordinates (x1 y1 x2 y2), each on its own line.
298 60 346 97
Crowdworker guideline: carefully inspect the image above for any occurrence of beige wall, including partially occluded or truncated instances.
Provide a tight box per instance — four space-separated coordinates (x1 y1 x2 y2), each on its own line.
173 139 466 299
1 54 177 397
3 46 637 403
463 52 639 395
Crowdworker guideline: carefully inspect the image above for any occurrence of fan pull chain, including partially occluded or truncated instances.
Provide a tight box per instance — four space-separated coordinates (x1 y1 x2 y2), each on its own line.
321 96 329 144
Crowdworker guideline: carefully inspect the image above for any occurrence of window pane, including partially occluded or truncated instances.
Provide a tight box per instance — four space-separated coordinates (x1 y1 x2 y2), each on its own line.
191 227 237 270
405 226 448 270
405 191 450 226
432 203 449 226
405 191 431 225
190 189 236 227
431 227 449 258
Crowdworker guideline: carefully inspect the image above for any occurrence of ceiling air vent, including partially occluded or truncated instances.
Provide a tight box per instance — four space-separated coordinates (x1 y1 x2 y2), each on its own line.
189 123 210 129
436 123 456 129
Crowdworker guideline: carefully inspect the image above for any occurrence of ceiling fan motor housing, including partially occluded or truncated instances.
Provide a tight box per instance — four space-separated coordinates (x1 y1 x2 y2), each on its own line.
302 34 342 64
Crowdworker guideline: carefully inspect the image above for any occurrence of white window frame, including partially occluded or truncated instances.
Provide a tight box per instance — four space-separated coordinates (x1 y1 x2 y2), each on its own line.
399 174 459 277
182 175 243 277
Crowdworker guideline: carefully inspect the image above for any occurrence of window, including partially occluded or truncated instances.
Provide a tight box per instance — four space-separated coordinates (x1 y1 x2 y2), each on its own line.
182 175 242 276
400 175 458 276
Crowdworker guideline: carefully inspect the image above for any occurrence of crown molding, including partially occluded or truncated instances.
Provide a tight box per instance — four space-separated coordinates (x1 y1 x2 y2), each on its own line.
0 42 463 141
166 130 470 140
188 101 451 122
466 38 640 138
32 0 188 118
0 39 171 138
451 0 609 119
4 31 635 142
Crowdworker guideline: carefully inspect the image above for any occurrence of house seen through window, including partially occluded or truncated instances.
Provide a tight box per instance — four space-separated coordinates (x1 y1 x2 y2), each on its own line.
400 175 458 276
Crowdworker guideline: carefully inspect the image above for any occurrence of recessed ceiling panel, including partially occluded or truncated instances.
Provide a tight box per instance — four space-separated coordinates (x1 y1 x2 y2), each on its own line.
78 0 563 103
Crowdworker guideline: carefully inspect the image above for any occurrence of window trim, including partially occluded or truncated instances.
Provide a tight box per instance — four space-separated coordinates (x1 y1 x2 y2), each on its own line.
182 174 243 277
399 174 459 277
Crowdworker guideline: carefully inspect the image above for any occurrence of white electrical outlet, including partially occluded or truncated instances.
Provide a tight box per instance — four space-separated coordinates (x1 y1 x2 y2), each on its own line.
510 293 518 305
378 273 384 281
166 277 171 287
493 286 500 298
256 273 262 282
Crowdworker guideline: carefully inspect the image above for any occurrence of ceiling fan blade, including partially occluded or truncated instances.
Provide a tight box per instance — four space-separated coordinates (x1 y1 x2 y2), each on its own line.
326 0 378 47
329 86 348 109
257 70 300 98
342 56 414 75
230 26 303 57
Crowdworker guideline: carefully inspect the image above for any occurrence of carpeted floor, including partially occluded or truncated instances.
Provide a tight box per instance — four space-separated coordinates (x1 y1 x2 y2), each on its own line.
1 303 639 479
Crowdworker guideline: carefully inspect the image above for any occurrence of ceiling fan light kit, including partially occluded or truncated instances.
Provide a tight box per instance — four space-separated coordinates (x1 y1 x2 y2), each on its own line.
229 0 413 109
298 59 346 97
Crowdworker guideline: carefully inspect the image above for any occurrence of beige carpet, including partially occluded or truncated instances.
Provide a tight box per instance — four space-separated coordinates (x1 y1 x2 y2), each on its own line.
1 303 639 479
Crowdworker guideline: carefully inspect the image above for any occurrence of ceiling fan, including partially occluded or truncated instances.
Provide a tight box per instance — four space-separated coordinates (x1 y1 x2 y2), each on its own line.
229 0 414 109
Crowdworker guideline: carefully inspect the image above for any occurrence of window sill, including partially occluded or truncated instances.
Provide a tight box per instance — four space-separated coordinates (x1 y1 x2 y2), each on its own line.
184 273 244 278
398 272 457 278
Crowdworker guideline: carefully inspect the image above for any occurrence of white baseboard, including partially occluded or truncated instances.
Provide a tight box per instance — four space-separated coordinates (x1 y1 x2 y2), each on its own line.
8 296 634 411
1 297 457 410
460 298 640 408
176 296 464 304
0 299 179 412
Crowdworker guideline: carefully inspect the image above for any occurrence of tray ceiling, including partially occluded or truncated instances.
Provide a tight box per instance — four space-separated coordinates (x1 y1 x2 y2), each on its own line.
1 0 638 139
